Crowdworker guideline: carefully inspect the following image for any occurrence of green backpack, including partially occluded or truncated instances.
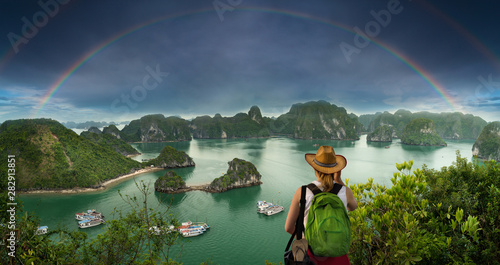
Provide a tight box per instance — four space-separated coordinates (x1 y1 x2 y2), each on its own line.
304 183 351 257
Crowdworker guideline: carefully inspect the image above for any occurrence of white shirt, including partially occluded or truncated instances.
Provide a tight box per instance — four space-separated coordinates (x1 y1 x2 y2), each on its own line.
303 180 348 229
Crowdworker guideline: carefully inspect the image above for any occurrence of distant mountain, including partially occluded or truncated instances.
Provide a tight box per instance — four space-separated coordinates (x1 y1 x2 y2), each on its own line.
190 106 270 139
400 118 447 146
80 127 140 157
120 114 192 142
62 121 119 129
0 119 141 190
472 122 500 162
367 110 487 140
270 100 362 140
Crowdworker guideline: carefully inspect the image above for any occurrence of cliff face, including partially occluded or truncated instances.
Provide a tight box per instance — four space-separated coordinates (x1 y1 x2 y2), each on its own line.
103 125 122 139
190 107 270 139
472 121 500 162
367 125 394 142
206 158 262 193
271 100 361 140
147 146 195 168
400 118 447 146
154 170 187 193
120 114 192 142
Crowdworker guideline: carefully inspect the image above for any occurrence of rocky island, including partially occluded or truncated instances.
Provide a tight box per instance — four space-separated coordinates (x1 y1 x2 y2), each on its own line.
205 158 262 192
400 118 447 146
154 158 262 194
146 146 195 168
154 170 187 193
472 121 500 162
367 125 394 142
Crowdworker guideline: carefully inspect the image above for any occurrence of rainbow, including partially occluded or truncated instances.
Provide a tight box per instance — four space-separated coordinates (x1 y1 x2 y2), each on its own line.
32 6 466 117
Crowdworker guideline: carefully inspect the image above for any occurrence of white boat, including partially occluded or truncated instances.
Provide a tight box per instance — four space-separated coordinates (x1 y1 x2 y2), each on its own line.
182 229 204 237
264 205 285 216
257 201 273 213
75 209 104 220
176 220 210 237
36 226 48 235
78 218 105 228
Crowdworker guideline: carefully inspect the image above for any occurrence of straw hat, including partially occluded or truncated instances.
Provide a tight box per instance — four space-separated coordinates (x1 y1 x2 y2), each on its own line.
305 146 347 174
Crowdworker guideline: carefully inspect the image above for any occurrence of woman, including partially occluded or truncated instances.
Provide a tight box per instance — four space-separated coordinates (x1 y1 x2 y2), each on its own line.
285 145 357 264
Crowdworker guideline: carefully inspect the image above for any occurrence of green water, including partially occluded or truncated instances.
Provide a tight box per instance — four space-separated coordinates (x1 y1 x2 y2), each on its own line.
20 136 476 264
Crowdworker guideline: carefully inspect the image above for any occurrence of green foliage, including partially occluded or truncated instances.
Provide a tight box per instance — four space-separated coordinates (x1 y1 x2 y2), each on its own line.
400 118 447 146
348 154 500 264
0 119 141 190
80 130 140 156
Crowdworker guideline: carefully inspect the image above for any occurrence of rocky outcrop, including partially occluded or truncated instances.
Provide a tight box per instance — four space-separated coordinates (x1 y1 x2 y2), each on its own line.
367 125 393 142
147 146 195 168
400 118 447 146
472 121 500 162
205 158 262 193
103 125 122 139
154 170 187 193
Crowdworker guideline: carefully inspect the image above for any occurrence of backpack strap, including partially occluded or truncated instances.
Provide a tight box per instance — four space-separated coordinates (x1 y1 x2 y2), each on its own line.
285 185 307 251
330 183 343 195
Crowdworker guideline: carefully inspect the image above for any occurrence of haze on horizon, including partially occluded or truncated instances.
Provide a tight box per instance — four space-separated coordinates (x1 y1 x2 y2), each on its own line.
1 0 499 123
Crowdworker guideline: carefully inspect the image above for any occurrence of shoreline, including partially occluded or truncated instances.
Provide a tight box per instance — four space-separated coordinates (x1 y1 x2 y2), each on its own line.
20 167 165 195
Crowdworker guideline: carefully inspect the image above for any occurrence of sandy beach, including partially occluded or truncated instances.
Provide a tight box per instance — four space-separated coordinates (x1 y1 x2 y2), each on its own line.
21 167 165 194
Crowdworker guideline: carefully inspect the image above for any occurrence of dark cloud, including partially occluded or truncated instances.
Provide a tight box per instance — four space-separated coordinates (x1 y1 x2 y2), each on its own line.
0 0 499 123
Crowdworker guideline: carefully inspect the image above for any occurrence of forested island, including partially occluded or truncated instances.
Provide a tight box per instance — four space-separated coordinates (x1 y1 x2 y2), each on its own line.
400 118 447 146
472 121 500 161
0 119 195 191
153 158 262 193
65 101 489 142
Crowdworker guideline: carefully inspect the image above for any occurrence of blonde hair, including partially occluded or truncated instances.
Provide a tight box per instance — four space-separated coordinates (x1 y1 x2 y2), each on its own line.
316 170 334 192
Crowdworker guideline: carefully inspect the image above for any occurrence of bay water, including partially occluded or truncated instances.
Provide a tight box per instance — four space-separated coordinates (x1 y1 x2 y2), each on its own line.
20 135 476 264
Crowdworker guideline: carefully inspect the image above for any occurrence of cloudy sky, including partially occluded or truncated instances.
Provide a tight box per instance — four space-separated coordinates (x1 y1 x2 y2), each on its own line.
1 0 499 123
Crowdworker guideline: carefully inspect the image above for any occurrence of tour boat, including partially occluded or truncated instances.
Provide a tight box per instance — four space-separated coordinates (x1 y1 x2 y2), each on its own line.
78 218 105 229
75 209 104 220
181 229 204 237
263 205 285 216
257 201 273 213
36 226 48 235
176 220 210 237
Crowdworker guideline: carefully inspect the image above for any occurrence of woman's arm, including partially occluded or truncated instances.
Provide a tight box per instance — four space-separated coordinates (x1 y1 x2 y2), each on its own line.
284 187 302 235
345 186 358 211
